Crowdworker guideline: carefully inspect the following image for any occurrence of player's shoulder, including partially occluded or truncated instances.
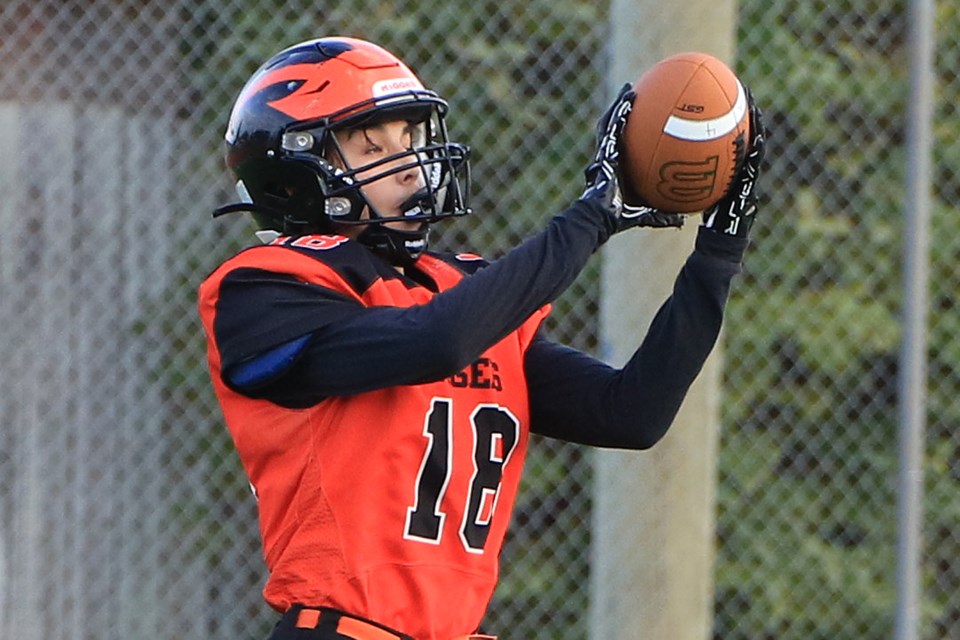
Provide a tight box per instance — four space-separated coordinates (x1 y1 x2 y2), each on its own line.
213 234 396 295
262 233 369 263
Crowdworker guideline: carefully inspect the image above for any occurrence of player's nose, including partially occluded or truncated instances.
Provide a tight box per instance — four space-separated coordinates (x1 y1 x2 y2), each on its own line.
396 159 425 188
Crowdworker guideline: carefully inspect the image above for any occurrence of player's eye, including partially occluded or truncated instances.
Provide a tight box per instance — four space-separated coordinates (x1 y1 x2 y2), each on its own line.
361 130 384 154
406 122 427 149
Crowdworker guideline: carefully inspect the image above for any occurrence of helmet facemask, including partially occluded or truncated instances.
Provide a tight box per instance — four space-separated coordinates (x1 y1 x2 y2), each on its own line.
284 101 471 264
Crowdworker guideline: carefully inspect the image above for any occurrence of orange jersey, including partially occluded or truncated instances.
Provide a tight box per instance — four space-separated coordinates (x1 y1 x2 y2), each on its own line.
198 235 549 639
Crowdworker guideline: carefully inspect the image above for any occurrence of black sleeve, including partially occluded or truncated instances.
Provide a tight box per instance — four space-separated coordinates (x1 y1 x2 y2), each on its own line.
220 198 617 404
525 227 746 449
214 268 366 376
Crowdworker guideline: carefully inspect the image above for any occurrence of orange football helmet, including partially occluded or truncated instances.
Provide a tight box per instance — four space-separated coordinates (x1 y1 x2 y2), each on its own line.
216 37 471 264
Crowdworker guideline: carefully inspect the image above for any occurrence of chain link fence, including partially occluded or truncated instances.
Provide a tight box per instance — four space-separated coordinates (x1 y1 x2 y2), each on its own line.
0 1 956 639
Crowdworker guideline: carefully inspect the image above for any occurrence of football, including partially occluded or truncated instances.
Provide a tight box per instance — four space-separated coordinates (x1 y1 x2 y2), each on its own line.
620 52 750 214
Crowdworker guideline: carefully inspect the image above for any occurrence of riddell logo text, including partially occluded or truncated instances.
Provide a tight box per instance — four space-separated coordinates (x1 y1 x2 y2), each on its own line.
373 78 423 96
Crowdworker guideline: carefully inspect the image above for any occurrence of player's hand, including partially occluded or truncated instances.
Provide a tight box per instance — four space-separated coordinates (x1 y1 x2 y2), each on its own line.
580 83 684 233
702 89 766 238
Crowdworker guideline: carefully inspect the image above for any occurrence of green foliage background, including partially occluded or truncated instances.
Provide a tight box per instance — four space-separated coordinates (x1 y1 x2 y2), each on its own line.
714 1 960 638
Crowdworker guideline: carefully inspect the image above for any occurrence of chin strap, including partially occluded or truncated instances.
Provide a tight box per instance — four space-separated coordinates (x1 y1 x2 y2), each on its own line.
396 186 437 220
354 187 436 266
358 223 430 267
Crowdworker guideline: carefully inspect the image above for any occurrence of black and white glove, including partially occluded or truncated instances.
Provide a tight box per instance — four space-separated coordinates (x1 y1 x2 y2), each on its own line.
702 89 766 238
580 83 684 233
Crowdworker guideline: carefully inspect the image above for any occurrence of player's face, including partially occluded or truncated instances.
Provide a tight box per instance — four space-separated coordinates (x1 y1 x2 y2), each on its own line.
334 120 427 235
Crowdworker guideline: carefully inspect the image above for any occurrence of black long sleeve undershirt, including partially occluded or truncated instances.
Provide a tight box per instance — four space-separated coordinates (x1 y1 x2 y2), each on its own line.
226 199 746 449
237 198 616 398
524 236 742 449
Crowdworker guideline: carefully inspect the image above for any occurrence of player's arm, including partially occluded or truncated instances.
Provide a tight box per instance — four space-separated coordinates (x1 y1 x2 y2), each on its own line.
527 99 766 448
526 228 744 448
216 195 638 405
213 195 618 406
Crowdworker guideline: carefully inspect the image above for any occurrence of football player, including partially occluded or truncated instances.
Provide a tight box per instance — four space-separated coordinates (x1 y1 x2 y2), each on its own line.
198 36 764 640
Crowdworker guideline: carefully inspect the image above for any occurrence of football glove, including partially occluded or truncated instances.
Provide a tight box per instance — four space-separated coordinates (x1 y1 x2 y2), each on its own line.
702 89 766 238
580 83 684 233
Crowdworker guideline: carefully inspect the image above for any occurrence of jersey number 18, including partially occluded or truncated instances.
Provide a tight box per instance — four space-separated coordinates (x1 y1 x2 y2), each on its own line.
404 397 519 553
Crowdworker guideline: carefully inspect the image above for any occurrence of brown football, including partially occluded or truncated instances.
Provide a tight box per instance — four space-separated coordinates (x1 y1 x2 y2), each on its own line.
621 52 750 214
